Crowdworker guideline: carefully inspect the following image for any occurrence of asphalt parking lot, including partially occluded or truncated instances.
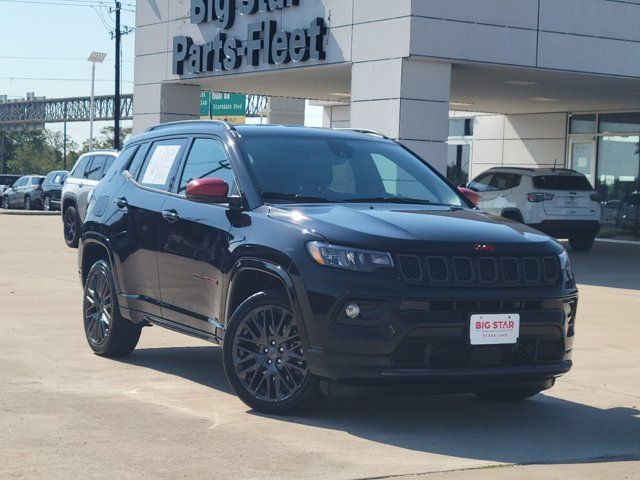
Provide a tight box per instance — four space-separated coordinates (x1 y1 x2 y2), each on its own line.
1 215 639 480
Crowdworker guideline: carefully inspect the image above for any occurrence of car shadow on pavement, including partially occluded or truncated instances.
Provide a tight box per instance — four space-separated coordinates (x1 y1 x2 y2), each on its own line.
567 241 640 290
121 345 640 466
120 346 234 394
270 393 640 465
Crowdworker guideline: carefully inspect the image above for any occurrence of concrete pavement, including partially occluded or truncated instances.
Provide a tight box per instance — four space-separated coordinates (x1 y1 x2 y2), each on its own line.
1 215 639 479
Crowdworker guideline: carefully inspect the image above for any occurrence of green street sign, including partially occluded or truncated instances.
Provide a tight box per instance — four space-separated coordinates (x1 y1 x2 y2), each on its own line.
200 92 246 123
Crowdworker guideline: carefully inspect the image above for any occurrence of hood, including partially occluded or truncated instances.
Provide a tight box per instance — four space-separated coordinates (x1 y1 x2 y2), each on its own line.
268 204 562 255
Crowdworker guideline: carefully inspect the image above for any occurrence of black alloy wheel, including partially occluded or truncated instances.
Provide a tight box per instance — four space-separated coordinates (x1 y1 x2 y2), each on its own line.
83 260 141 356
223 291 321 414
84 265 114 347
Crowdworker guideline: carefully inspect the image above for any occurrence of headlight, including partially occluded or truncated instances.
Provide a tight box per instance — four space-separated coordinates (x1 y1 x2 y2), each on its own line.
559 249 573 277
306 241 394 272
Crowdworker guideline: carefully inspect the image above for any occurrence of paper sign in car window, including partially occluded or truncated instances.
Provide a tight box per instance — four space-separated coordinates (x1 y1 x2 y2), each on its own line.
142 145 181 185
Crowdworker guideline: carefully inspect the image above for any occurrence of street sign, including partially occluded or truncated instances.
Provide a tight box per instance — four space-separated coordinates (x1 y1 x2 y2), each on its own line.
200 92 246 124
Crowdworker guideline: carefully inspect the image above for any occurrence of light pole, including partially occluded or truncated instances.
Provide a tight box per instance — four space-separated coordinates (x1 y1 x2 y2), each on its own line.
88 51 107 151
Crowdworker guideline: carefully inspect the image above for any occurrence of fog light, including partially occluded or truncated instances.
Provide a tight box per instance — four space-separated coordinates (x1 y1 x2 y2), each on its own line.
345 303 360 319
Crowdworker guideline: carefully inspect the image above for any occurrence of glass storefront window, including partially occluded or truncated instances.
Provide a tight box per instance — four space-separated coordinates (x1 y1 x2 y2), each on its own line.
447 144 471 186
597 135 640 239
570 114 596 134
449 118 474 137
599 113 640 134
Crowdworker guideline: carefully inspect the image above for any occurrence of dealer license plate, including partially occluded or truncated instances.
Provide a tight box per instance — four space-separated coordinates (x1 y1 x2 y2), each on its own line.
470 314 520 345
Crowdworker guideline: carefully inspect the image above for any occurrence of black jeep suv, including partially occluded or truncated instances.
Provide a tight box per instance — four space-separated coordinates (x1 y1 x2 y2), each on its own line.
79 121 578 414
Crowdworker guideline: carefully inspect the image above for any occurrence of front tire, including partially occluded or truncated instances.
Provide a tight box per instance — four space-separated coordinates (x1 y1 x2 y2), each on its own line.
569 235 595 252
2 196 9 209
24 196 32 210
223 290 322 414
43 196 51 211
63 205 80 248
83 260 141 357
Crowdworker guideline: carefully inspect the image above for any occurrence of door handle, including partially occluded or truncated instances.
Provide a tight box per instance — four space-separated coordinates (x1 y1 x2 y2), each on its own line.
114 198 128 209
162 209 180 223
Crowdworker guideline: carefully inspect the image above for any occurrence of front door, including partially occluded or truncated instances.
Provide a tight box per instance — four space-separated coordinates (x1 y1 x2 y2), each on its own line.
570 140 596 188
157 136 236 336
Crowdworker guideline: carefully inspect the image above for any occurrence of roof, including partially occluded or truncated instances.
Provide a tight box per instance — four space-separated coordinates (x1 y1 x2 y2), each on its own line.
486 167 582 176
137 121 394 143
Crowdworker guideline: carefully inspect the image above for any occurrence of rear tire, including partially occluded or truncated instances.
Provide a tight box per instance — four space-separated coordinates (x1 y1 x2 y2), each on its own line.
83 260 141 357
475 387 544 402
1 196 8 209
223 290 322 415
569 235 595 252
501 211 524 223
63 205 80 248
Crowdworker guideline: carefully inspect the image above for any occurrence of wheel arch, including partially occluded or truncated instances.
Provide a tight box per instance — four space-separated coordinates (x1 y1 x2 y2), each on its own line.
80 236 117 287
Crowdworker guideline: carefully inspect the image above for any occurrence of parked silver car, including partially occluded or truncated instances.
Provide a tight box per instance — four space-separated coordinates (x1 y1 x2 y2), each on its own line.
61 151 117 247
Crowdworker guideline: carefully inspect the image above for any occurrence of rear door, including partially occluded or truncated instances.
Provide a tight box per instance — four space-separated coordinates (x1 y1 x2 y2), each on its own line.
157 136 236 335
114 138 188 317
535 174 599 218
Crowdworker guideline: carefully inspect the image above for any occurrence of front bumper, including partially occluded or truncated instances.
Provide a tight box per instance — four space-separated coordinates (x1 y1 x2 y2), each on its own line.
300 290 577 388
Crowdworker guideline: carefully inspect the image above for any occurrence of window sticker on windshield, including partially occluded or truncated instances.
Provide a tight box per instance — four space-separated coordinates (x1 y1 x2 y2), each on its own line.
142 145 181 185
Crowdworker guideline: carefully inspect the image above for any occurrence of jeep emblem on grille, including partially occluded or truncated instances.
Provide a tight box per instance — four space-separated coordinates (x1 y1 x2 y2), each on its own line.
474 243 496 253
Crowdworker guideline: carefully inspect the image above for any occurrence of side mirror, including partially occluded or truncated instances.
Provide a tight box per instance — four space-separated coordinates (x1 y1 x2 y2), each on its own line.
186 178 241 207
458 186 480 207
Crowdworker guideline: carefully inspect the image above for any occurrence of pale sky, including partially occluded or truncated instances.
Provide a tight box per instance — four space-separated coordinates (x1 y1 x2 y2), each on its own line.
0 0 322 148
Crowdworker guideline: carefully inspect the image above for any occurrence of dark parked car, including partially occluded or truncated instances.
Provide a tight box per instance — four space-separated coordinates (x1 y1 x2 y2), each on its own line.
79 122 578 414
2 175 45 210
42 170 68 211
0 174 21 196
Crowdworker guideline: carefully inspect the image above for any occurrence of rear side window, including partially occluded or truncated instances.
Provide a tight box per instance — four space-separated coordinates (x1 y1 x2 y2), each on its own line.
85 156 107 181
533 175 593 191
30 177 43 185
178 138 235 195
71 156 91 179
137 139 187 191
468 173 494 192
103 155 116 175
490 173 521 191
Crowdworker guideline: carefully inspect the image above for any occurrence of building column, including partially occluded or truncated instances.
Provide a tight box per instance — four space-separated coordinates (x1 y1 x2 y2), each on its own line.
132 83 201 134
350 58 451 174
265 97 306 125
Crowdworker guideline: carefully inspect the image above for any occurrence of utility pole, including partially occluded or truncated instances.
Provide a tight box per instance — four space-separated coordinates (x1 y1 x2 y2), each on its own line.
114 0 122 151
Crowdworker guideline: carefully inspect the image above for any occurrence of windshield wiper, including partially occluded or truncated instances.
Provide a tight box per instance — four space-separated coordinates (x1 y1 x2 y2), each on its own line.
262 192 333 203
342 197 435 206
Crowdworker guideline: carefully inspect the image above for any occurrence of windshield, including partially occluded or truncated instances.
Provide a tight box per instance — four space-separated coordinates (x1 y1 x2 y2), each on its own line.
241 135 464 207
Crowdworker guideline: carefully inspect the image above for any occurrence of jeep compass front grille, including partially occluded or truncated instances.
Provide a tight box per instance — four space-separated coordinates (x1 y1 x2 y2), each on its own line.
397 255 560 287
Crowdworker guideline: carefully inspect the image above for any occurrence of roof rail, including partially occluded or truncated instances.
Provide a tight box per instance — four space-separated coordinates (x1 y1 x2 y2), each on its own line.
145 119 236 133
334 128 389 139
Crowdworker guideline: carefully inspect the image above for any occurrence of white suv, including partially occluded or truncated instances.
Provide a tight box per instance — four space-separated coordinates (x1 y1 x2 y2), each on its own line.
61 151 118 248
467 167 602 251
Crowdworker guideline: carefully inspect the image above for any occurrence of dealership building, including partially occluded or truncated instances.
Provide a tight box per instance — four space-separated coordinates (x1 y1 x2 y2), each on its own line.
135 0 640 239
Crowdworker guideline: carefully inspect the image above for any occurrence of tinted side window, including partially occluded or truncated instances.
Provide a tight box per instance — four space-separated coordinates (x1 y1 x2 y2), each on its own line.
30 177 44 185
137 139 187 191
468 173 494 192
490 173 521 191
71 156 91 179
178 138 234 195
85 156 106 181
103 155 116 174
124 144 147 177
44 172 55 184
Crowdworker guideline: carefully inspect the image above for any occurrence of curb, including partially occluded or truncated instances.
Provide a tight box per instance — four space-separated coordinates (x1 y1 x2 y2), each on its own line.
0 210 61 216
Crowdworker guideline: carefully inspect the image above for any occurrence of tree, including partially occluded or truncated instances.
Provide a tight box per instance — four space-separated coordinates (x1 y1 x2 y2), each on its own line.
81 126 132 153
6 130 61 175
